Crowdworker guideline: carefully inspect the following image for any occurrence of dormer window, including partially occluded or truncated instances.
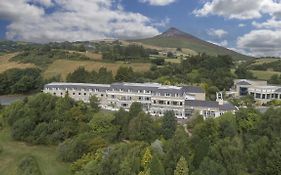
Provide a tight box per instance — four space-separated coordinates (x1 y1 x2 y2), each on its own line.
165 93 171 97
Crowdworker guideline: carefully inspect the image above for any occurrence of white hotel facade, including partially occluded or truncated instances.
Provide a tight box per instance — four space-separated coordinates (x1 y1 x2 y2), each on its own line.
44 82 236 119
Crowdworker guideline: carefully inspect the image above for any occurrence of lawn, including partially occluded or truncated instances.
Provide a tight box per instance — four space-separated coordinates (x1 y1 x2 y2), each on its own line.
43 59 151 80
250 70 281 80
0 129 70 175
0 53 36 73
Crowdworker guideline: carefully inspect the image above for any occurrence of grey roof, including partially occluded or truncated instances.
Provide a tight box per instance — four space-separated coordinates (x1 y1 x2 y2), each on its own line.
186 100 237 111
185 100 219 108
219 103 237 111
44 82 204 95
110 82 161 92
275 88 281 93
181 86 204 93
236 80 251 86
44 82 111 92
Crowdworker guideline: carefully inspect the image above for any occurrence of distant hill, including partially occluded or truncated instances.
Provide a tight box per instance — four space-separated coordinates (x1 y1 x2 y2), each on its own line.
132 27 252 60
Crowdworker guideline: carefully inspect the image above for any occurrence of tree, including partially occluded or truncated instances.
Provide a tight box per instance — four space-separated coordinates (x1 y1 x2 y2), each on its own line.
89 95 100 113
128 112 158 142
129 102 143 119
162 111 177 139
66 67 90 83
150 156 165 175
174 156 189 175
115 67 135 82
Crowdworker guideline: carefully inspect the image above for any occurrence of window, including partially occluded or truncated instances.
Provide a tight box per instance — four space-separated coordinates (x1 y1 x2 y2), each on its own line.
173 101 178 106
179 102 183 106
101 94 104 97
139 97 142 100
159 100 164 105
256 93 261 99
79 93 81 96
111 95 115 99
73 93 75 95
167 101 170 105
165 93 171 97
153 100 156 104
262 94 266 99
53 92 56 95
61 93 63 96
84 93 87 96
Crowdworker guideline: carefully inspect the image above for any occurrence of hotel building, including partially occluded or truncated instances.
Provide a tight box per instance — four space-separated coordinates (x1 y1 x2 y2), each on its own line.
44 82 237 119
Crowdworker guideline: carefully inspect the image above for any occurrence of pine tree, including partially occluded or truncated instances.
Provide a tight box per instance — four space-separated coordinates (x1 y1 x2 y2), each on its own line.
174 156 189 175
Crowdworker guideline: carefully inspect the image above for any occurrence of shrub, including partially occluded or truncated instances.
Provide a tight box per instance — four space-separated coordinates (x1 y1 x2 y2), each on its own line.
17 155 42 175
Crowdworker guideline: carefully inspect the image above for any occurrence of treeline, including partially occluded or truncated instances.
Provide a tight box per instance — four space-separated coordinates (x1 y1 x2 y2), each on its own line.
66 66 144 84
0 68 43 95
2 94 281 175
102 44 158 61
11 49 89 67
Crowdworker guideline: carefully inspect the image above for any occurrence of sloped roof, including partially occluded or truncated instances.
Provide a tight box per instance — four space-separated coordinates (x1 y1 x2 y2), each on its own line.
236 80 251 86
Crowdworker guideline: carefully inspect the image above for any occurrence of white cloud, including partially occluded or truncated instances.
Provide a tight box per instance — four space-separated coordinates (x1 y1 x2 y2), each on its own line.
207 28 228 38
1 0 160 42
139 0 176 6
237 29 281 56
252 18 281 29
0 0 44 21
194 0 281 20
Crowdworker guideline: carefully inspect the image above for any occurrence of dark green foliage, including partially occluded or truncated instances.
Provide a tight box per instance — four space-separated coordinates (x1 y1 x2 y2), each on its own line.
129 102 143 118
115 67 135 82
17 155 42 175
0 144 3 154
128 112 158 142
102 44 152 61
3 93 92 144
150 156 165 175
89 95 100 113
66 67 114 84
66 67 91 83
0 68 42 95
269 74 281 84
11 49 89 67
162 111 177 139
2 92 281 175
235 64 255 79
151 58 165 65
164 127 190 175
112 108 131 140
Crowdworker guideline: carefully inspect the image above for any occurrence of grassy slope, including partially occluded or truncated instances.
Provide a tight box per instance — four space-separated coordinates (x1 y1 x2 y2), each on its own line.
0 129 70 175
43 59 151 80
136 37 251 60
250 70 281 80
0 53 36 73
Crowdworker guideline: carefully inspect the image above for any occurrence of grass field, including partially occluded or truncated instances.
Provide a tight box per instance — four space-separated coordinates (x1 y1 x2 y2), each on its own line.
251 70 281 80
0 129 70 175
0 53 35 73
251 58 280 65
43 59 151 79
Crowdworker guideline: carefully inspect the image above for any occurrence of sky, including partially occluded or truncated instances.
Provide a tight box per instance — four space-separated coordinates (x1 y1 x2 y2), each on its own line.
1 0 281 56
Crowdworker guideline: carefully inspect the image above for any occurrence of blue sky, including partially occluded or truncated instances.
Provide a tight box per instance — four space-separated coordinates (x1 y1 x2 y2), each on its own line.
1 0 281 56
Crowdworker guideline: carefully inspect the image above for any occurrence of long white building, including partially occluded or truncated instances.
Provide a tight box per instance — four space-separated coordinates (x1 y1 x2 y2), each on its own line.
44 82 237 119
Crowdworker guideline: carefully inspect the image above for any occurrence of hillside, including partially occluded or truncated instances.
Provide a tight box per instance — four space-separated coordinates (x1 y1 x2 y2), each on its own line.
133 27 252 60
